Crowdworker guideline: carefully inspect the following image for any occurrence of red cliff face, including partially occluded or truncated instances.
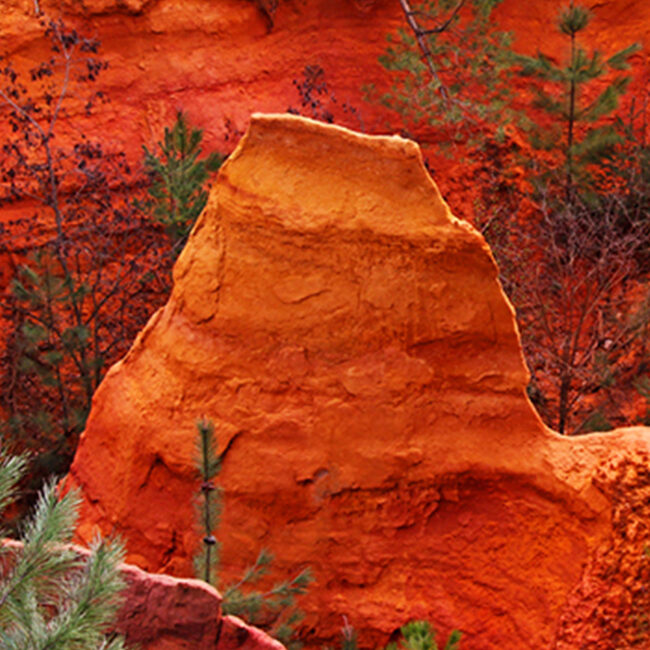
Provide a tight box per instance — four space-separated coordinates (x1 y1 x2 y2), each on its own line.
0 0 647 162
66 114 650 648
0 0 404 161
0 0 647 286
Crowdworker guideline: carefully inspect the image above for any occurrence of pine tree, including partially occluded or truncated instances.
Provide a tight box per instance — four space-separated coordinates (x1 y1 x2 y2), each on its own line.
193 418 313 649
512 2 640 200
0 451 127 649
484 2 649 434
374 0 513 147
141 112 223 247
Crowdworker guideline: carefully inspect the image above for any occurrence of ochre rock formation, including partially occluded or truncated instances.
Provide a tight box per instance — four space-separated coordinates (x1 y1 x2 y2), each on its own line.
1 540 283 650
67 114 650 648
1 0 648 334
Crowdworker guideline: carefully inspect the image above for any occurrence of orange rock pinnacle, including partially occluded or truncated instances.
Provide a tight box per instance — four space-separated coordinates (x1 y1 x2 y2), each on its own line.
68 115 650 648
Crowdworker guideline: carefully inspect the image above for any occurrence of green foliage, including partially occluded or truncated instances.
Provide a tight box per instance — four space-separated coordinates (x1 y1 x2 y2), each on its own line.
511 3 641 195
9 250 98 439
328 620 461 650
373 0 513 147
0 451 126 649
141 112 223 246
386 621 461 650
193 418 222 586
193 418 313 648
502 3 647 433
450 3 648 433
222 549 313 649
379 0 649 433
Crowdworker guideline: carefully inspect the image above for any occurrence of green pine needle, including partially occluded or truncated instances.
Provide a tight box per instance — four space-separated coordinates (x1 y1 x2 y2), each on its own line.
0 454 127 648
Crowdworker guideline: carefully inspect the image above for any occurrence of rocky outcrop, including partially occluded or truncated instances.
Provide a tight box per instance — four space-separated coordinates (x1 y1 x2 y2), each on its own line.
0 0 647 289
65 114 650 648
118 561 284 650
1 539 283 650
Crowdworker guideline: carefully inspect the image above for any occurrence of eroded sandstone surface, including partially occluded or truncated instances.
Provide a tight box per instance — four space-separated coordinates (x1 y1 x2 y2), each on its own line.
67 115 650 648
1 0 648 316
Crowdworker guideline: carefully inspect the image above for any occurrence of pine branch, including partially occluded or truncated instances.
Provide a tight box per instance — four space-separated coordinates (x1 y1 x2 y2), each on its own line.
0 454 127 648
397 0 453 108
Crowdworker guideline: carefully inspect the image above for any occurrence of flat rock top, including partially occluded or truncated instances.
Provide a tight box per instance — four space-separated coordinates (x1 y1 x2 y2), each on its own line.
220 113 455 234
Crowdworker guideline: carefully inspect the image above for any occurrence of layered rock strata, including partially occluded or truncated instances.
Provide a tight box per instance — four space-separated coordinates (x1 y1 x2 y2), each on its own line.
1 0 648 303
67 114 650 648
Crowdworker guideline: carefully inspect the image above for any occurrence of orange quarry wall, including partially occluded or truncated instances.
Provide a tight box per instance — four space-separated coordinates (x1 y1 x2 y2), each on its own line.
1 0 650 646
67 114 650 648
0 0 648 169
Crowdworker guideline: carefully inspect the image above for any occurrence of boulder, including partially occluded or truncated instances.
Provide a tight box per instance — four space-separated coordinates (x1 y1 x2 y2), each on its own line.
117 561 284 650
67 114 650 648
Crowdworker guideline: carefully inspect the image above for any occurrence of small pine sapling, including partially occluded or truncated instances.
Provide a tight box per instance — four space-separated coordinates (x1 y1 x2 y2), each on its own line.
193 418 313 648
141 112 223 248
193 417 222 586
511 2 641 199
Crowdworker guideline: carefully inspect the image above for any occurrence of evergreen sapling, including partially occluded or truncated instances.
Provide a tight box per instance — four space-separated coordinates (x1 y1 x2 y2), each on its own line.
141 112 223 248
194 417 222 586
193 418 313 649
511 2 641 199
